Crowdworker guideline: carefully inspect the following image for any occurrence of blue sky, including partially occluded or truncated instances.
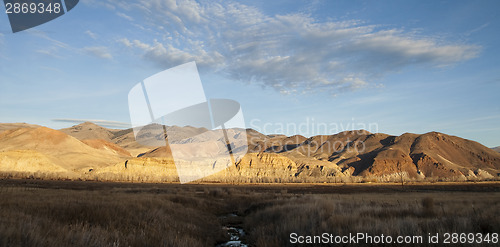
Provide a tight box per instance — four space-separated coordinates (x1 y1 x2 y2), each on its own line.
0 0 499 147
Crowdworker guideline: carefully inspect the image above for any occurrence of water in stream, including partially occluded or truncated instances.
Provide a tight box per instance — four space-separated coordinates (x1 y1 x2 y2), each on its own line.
216 214 248 247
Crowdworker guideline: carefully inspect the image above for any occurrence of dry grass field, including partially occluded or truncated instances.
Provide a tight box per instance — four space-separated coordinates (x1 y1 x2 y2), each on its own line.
0 180 498 246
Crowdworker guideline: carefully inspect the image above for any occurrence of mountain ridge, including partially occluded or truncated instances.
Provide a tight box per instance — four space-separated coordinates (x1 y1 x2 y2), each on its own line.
0 122 498 183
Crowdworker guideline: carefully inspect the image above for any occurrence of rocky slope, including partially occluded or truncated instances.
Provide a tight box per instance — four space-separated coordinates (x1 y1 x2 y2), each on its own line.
264 130 500 181
0 122 499 183
82 139 132 157
61 122 149 156
136 127 500 182
0 127 126 173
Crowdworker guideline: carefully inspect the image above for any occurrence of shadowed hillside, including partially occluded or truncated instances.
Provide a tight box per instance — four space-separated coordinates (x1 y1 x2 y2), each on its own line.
246 130 500 181
0 122 499 183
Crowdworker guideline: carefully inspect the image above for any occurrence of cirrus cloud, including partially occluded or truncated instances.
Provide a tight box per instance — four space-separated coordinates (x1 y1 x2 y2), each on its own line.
83 46 113 60
110 0 480 94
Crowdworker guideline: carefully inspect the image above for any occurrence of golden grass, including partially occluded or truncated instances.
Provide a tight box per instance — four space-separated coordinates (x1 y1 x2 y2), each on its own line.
0 184 228 246
0 180 498 247
244 192 500 246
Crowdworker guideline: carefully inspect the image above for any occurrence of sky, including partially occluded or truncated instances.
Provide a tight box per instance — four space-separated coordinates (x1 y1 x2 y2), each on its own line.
0 0 499 147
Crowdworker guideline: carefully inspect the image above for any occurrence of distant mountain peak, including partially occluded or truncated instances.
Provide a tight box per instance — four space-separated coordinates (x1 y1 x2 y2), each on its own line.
75 121 105 128
60 122 115 141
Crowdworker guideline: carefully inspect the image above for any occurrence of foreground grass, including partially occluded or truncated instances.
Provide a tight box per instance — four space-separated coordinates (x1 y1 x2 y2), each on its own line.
0 180 499 246
244 193 500 246
0 185 230 246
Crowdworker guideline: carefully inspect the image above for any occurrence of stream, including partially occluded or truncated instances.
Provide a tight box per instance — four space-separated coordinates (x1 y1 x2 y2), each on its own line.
216 213 248 247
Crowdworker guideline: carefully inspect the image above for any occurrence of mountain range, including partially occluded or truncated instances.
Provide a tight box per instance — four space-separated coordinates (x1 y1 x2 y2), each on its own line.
0 122 499 183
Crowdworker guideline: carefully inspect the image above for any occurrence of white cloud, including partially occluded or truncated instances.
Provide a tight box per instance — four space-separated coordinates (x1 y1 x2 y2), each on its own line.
120 38 224 69
36 47 63 59
118 38 132 47
111 0 480 94
464 23 489 37
28 29 70 49
25 29 73 60
83 46 113 59
85 30 98 39
117 12 134 21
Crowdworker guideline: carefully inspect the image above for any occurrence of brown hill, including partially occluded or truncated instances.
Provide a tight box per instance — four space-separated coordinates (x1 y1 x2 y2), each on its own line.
82 139 132 157
139 128 248 158
60 123 211 157
70 122 500 182
61 122 149 156
138 146 173 158
247 131 307 153
60 122 116 141
0 150 68 174
87 157 179 182
258 130 500 181
206 152 345 183
0 127 125 172
493 146 500 153
0 123 40 132
3 122 498 183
